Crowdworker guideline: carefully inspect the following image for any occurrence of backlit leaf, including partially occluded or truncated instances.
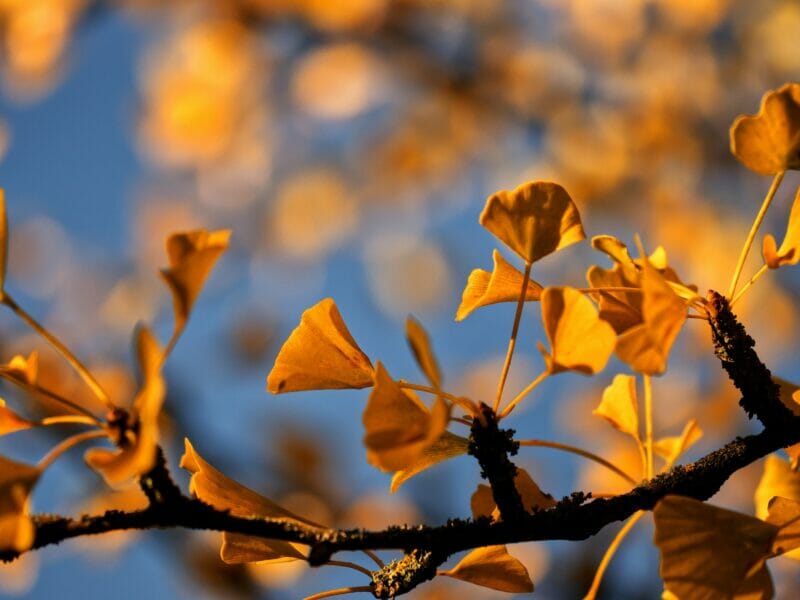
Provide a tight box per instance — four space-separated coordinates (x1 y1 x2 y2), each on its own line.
0 456 40 552
0 352 38 386
440 545 534 593
539 286 616 375
765 496 800 557
267 298 374 393
755 456 800 521
653 420 703 466
594 374 639 439
763 187 800 268
0 400 34 436
653 495 776 599
730 83 800 176
390 431 469 492
455 249 543 321
406 316 442 389
363 363 449 472
470 468 556 521
160 228 231 334
480 181 585 264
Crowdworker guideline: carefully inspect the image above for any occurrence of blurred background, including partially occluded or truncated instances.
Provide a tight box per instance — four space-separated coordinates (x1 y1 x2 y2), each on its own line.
0 0 799 598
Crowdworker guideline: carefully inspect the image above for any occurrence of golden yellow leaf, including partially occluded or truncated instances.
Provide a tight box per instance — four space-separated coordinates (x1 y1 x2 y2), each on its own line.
0 352 38 386
730 83 800 176
0 189 7 293
85 327 165 486
469 468 556 521
455 249 543 321
763 187 800 268
440 545 534 593
266 298 374 393
363 363 449 472
539 286 616 375
479 181 585 265
390 431 469 492
0 399 34 436
615 258 687 375
470 484 495 519
755 456 800 521
160 228 231 334
653 420 703 466
653 495 776 600
594 374 639 439
406 316 442 389
0 456 40 552
765 496 800 558
180 438 317 563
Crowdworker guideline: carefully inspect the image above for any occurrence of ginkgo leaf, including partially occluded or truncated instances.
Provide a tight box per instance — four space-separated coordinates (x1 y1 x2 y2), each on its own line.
406 316 442 389
160 228 231 334
755 456 800 521
765 496 800 558
763 187 800 268
730 83 800 176
733 563 774 600
0 456 40 552
180 438 317 563
615 257 687 375
470 468 556 521
0 190 7 293
480 181 585 264
85 327 165 486
594 374 639 439
363 363 449 472
653 495 777 600
539 286 616 376
390 431 469 492
267 298 374 393
0 352 38 386
0 400 34 436
455 250 543 321
440 545 534 593
653 420 703 467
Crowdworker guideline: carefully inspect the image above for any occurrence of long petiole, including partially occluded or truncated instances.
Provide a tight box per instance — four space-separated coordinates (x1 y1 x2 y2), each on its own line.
398 381 478 417
326 560 374 577
492 261 533 413
40 415 100 427
499 371 548 419
361 550 384 568
643 374 654 480
2 294 114 410
583 511 645 600
38 430 107 471
518 439 637 485
730 263 769 308
304 586 373 600
1 374 102 423
727 171 785 299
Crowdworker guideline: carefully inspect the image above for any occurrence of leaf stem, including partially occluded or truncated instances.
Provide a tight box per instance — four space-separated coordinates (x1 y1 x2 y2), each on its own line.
327 560 374 577
730 263 769 308
583 510 644 600
304 586 373 600
728 171 784 299
2 294 114 410
38 430 107 471
492 261 533 413
644 374 653 480
398 381 477 417
518 439 637 485
499 371 548 419
0 373 103 423
362 549 384 568
40 415 101 427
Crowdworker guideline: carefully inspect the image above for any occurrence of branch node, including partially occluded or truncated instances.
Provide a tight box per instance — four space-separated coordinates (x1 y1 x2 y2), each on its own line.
371 549 440 598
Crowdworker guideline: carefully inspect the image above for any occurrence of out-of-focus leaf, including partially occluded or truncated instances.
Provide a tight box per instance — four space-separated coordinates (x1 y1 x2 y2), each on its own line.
730 83 800 176
455 249 543 321
160 228 231 334
390 431 469 492
653 420 702 466
180 438 317 563
0 352 38 386
653 495 776 599
755 455 800 561
763 187 800 268
0 400 34 436
85 327 164 486
363 363 449 472
0 456 40 552
406 316 442 389
594 374 639 439
0 189 7 293
765 496 800 558
539 286 616 375
480 181 585 264
440 545 534 593
470 468 556 521
267 298 374 393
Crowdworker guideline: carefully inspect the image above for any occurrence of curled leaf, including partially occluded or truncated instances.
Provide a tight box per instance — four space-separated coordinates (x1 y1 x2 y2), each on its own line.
480 181 585 264
539 286 616 376
0 400 34 436
267 298 374 393
405 316 442 389
763 187 800 268
160 229 231 334
730 83 800 176
440 545 534 593
390 431 469 493
0 456 40 552
653 495 777 600
180 438 317 563
653 420 703 467
363 363 449 472
85 327 165 486
594 374 639 439
455 250 543 321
